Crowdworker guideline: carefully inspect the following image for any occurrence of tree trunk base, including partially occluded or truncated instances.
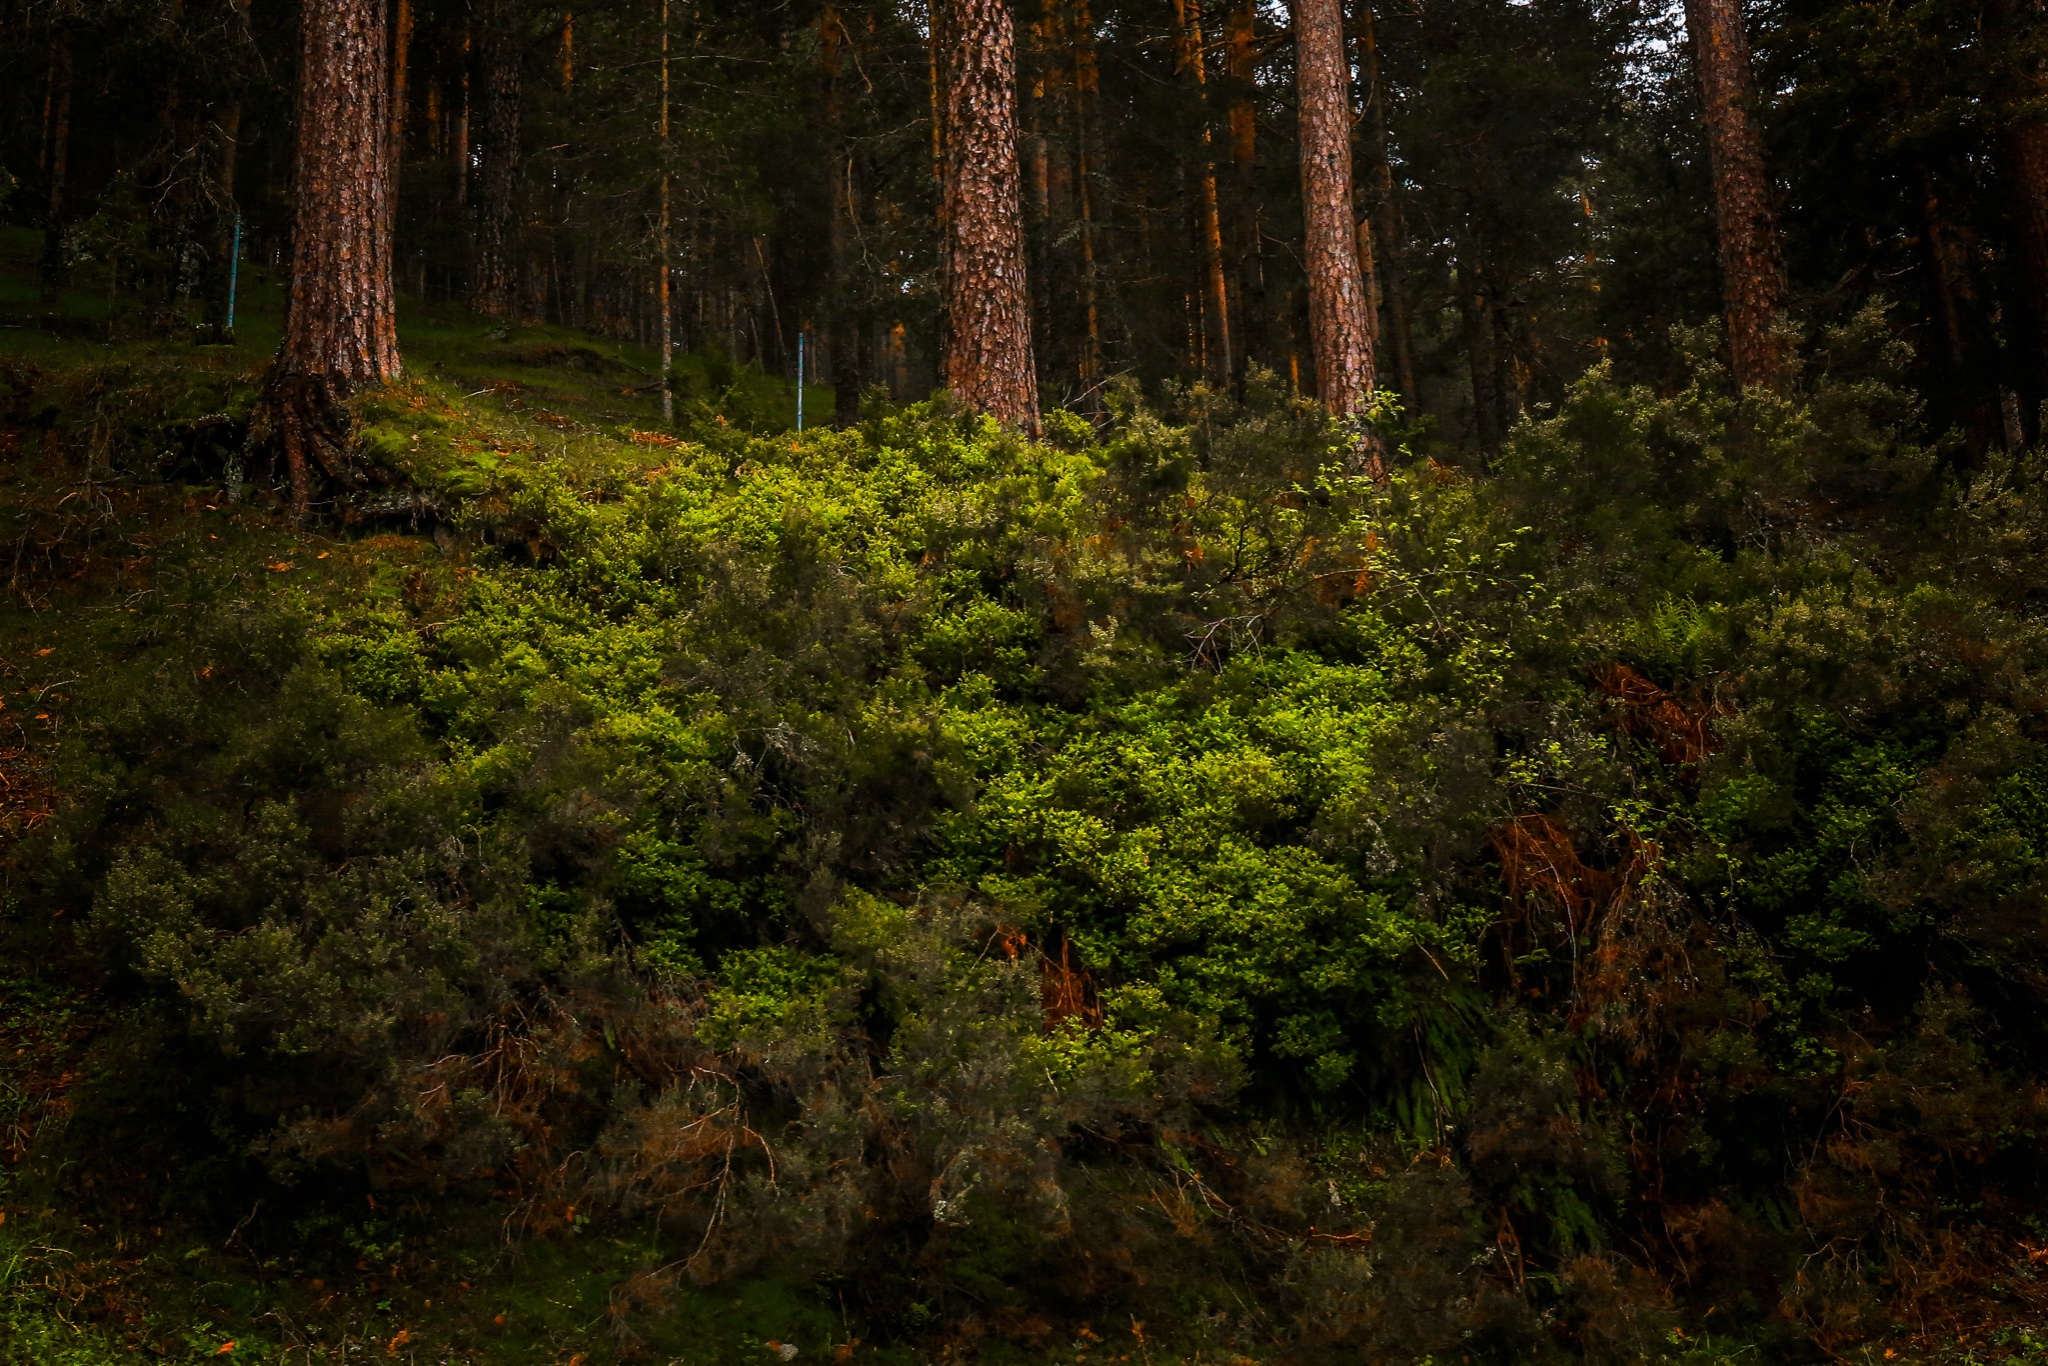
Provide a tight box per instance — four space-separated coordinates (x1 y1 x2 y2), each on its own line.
252 372 363 524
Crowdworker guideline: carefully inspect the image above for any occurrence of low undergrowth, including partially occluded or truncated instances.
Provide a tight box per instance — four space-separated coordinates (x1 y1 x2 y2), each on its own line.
9 312 2048 1363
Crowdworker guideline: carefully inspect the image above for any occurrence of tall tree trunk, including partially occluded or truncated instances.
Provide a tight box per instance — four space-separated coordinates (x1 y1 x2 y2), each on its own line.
824 3 865 427
1461 272 1503 450
471 0 521 318
39 31 71 296
1291 0 1380 473
658 0 673 422
1353 0 1417 415
1074 0 1104 408
390 0 412 244
1224 0 1266 376
1174 0 1234 386
1993 0 2048 442
269 0 401 521
455 35 470 217
936 0 1040 431
1683 0 1787 389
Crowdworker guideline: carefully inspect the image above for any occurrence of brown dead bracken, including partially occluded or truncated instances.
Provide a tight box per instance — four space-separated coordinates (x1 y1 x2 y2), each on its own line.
1591 662 1730 767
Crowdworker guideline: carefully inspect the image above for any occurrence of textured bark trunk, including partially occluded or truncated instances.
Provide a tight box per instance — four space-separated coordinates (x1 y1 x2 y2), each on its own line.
1682 0 1787 389
1353 0 1417 416
270 0 401 521
1291 0 1380 473
471 0 521 318
937 0 1040 432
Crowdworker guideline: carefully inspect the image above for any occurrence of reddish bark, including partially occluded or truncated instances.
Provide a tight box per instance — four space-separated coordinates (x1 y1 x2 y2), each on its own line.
937 0 1041 432
1292 0 1380 473
1683 0 1788 389
271 0 401 520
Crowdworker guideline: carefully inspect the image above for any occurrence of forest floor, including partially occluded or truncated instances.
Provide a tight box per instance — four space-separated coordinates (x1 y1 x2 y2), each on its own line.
1 228 2045 1365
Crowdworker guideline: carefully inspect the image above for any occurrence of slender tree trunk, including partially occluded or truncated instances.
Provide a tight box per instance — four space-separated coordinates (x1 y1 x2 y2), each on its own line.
1174 0 1234 386
457 37 471 206
39 32 72 296
1074 0 1104 407
204 103 243 333
1917 171 2000 453
471 0 521 318
1291 0 1380 473
937 0 1040 431
269 0 401 521
390 0 412 243
1224 0 1266 375
1354 0 1417 415
659 0 673 422
823 5 865 428
1461 272 1503 450
1683 0 1787 389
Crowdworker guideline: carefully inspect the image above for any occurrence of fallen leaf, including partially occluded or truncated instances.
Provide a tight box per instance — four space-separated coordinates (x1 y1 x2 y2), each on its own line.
318 552 330 559
36 648 52 657
215 1343 237 1357
268 562 293 572
386 1328 412 1355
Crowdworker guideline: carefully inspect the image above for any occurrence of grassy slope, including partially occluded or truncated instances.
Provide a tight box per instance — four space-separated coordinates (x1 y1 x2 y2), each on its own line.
0 232 921 1366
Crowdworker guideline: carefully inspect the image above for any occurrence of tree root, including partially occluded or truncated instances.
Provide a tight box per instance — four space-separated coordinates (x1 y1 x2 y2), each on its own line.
249 371 369 523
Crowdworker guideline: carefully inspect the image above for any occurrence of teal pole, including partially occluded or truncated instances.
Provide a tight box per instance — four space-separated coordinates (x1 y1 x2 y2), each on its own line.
225 216 242 333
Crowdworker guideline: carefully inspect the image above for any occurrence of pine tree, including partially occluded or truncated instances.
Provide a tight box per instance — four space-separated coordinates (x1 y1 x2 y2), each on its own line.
1684 0 1787 388
937 0 1040 431
1292 0 1379 471
268 0 402 521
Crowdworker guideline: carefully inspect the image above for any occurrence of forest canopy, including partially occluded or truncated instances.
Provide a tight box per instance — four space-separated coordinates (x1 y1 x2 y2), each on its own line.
5 0 2048 1362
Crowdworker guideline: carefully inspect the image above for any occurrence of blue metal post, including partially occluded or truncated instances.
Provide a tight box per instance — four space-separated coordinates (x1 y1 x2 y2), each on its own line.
226 216 242 333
